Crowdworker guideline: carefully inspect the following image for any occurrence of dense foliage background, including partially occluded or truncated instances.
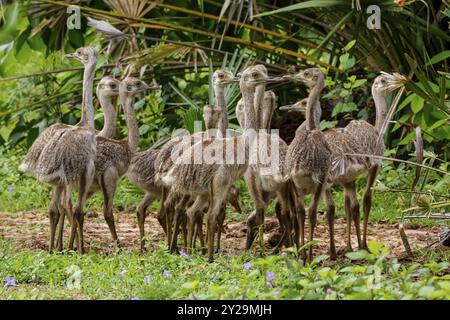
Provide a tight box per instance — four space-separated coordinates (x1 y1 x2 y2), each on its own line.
0 0 448 153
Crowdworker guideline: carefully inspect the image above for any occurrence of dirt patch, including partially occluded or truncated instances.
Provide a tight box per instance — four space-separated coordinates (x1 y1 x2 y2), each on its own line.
0 210 443 257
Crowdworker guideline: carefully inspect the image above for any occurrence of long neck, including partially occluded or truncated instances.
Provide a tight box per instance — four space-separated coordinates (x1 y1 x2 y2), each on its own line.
306 85 322 131
214 85 227 136
254 85 265 130
241 85 256 131
98 94 117 138
120 93 139 153
79 61 96 128
373 91 388 133
312 100 322 129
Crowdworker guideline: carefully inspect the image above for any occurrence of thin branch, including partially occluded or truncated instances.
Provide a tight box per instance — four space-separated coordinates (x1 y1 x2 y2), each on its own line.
343 153 449 175
376 188 450 199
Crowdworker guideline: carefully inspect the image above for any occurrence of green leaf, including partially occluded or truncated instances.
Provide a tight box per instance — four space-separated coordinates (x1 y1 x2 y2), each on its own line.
367 241 388 256
410 97 424 113
255 0 348 17
344 40 356 52
339 53 355 70
320 120 337 130
0 119 17 141
182 281 199 290
331 102 357 117
345 250 370 261
427 51 450 66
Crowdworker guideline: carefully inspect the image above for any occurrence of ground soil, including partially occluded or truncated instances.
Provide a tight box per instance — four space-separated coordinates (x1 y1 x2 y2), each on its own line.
0 210 444 258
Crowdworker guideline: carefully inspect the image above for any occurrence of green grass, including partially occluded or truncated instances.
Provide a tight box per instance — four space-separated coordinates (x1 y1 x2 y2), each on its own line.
1 239 450 300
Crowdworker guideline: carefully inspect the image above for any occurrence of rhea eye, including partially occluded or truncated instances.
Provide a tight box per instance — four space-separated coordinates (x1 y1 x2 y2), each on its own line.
252 73 258 78
381 79 386 84
127 85 133 91
110 84 116 89
304 72 310 77
218 74 224 78
135 82 141 87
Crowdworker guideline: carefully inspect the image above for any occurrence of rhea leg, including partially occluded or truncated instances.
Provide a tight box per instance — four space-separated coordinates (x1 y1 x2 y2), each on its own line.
279 187 293 247
216 204 226 253
186 194 208 252
69 161 95 254
170 195 190 252
49 185 64 252
244 169 266 250
161 190 177 247
344 181 362 249
137 192 155 252
100 167 119 246
343 188 353 252
292 188 306 259
307 175 326 262
363 165 379 249
324 188 337 260
156 187 169 237
56 186 72 251
227 185 242 214
207 178 230 262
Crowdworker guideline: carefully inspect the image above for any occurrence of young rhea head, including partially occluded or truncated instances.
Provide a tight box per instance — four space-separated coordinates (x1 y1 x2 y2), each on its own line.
283 67 325 89
279 98 308 114
97 76 120 98
372 72 407 97
66 47 98 64
240 64 281 88
213 69 237 87
119 77 157 97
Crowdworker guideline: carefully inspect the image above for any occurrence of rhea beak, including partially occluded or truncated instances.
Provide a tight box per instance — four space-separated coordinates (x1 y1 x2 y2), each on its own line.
265 76 284 83
282 74 305 83
279 104 299 111
282 74 295 81
66 53 79 60
148 84 161 90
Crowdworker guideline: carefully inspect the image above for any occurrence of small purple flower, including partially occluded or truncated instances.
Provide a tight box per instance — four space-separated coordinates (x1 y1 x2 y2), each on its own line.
274 291 280 297
280 252 287 256
116 63 124 68
179 249 189 259
290 64 296 72
163 270 170 277
243 262 251 270
266 271 275 281
266 282 272 288
131 296 140 300
327 288 333 295
144 275 152 283
7 185 15 192
4 276 17 287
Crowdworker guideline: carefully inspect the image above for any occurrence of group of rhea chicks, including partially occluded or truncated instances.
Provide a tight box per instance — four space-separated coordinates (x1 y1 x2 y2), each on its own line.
19 47 406 262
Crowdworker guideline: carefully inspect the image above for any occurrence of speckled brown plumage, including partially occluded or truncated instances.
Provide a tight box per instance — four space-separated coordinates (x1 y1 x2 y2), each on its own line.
166 136 247 195
285 128 332 183
19 123 70 173
34 125 97 185
324 128 370 183
127 148 159 189
93 137 131 182
346 120 384 166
